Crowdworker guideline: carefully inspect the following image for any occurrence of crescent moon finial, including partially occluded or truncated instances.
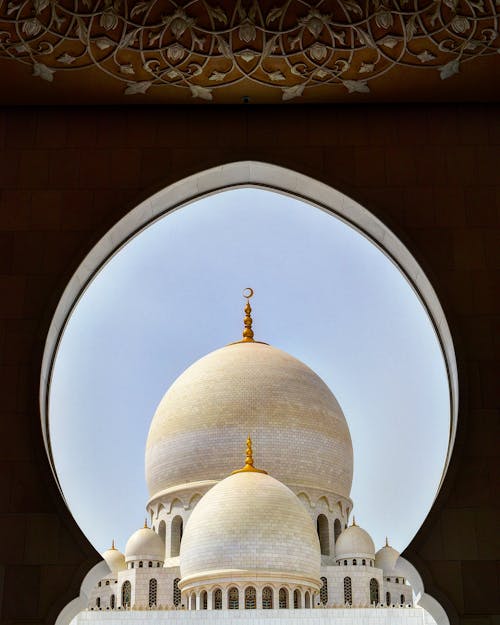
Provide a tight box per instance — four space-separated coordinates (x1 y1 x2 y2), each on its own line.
241 288 255 342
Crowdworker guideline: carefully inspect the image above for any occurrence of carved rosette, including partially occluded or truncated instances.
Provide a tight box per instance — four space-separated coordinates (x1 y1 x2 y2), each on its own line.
0 0 498 101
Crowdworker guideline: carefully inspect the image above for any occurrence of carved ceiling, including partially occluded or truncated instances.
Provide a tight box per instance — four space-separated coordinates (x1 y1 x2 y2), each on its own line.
0 0 499 103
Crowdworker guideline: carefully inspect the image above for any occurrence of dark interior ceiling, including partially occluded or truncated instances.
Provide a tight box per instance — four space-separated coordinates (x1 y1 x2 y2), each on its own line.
1 0 499 104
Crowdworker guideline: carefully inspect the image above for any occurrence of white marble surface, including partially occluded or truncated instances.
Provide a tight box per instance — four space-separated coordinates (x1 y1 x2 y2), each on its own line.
75 606 433 625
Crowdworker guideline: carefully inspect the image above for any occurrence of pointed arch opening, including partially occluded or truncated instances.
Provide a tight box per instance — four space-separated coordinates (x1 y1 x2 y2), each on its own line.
343 577 352 605
213 588 222 610
262 587 273 609
121 581 131 608
279 588 288 609
370 578 380 605
44 162 457 625
245 587 256 609
171 516 183 557
228 587 239 610
317 514 330 556
293 589 301 609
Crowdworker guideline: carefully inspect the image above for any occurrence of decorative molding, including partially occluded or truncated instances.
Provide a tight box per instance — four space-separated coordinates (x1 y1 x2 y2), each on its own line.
0 0 498 101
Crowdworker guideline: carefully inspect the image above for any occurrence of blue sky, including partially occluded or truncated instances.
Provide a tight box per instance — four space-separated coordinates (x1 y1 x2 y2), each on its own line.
49 188 450 556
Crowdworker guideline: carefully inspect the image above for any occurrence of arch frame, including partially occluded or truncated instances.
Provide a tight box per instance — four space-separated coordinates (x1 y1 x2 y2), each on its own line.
41 161 458 625
40 160 457 491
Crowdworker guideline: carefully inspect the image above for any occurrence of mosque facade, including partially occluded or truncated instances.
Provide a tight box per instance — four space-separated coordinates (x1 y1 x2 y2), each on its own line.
79 291 420 622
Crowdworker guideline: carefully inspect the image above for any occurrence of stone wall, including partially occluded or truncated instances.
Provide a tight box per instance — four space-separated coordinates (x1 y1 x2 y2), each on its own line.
0 104 498 625
74 606 433 625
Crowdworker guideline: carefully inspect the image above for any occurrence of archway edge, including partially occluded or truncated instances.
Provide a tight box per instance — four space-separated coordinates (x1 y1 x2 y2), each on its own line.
41 160 458 625
41 160 458 480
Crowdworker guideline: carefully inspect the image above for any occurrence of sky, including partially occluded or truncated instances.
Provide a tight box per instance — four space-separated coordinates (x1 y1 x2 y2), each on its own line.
49 187 450 556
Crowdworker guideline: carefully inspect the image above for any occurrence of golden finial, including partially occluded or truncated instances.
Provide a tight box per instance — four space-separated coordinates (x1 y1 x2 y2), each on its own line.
385 536 389 547
241 288 255 342
231 436 268 475
352 516 357 526
111 539 116 550
144 518 148 529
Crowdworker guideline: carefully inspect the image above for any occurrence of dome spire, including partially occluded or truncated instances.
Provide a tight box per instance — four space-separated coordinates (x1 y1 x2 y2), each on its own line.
242 287 255 342
111 538 116 550
352 516 357 526
144 518 148 529
232 436 268 475
385 536 389 547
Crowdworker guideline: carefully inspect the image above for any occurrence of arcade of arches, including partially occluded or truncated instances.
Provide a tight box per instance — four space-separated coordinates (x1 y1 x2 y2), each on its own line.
0 104 498 625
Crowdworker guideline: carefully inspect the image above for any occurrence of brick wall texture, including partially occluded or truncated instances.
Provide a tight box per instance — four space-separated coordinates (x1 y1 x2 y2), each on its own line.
0 104 498 625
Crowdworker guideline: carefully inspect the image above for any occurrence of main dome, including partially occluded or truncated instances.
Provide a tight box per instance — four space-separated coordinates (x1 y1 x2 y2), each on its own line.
145 341 353 501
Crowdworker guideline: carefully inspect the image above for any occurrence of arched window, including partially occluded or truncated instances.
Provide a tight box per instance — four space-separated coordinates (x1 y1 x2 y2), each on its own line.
293 589 301 609
190 592 196 610
320 577 328 605
139 561 143 568
353 558 357 566
228 587 239 609
171 516 183 557
316 514 330 555
213 588 222 610
334 518 342 543
148 579 157 607
343 577 352 605
362 559 366 566
201 590 207 610
304 591 310 608
156 562 160 567
262 587 273 609
370 578 379 604
173 578 181 607
121 581 131 608
158 520 166 545
130 562 134 569
110 594 115 609
401 594 405 605
386 592 391 605
279 588 288 608
105 581 109 586
395 577 399 583
96 597 100 608
148 561 152 568
245 587 256 609
344 560 347 566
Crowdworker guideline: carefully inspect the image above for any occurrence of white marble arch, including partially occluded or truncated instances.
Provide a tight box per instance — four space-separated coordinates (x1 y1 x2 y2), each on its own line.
41 161 457 625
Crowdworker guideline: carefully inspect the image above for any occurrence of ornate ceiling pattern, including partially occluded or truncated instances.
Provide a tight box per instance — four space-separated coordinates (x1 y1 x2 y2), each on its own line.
0 0 498 102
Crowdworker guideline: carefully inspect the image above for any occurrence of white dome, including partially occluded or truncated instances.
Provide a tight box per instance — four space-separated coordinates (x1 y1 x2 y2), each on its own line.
146 341 353 502
375 543 404 576
102 544 126 575
124 526 165 562
335 523 375 560
179 470 321 585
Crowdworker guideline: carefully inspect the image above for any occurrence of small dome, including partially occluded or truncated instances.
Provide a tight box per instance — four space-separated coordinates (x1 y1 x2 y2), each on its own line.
179 469 321 585
102 542 126 575
125 526 165 562
335 522 375 560
375 543 404 576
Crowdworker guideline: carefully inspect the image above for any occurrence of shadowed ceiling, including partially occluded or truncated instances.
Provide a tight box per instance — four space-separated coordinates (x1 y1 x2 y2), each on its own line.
0 0 499 104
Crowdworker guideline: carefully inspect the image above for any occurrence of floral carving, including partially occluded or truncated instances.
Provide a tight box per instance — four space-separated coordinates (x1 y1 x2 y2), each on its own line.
0 0 498 101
